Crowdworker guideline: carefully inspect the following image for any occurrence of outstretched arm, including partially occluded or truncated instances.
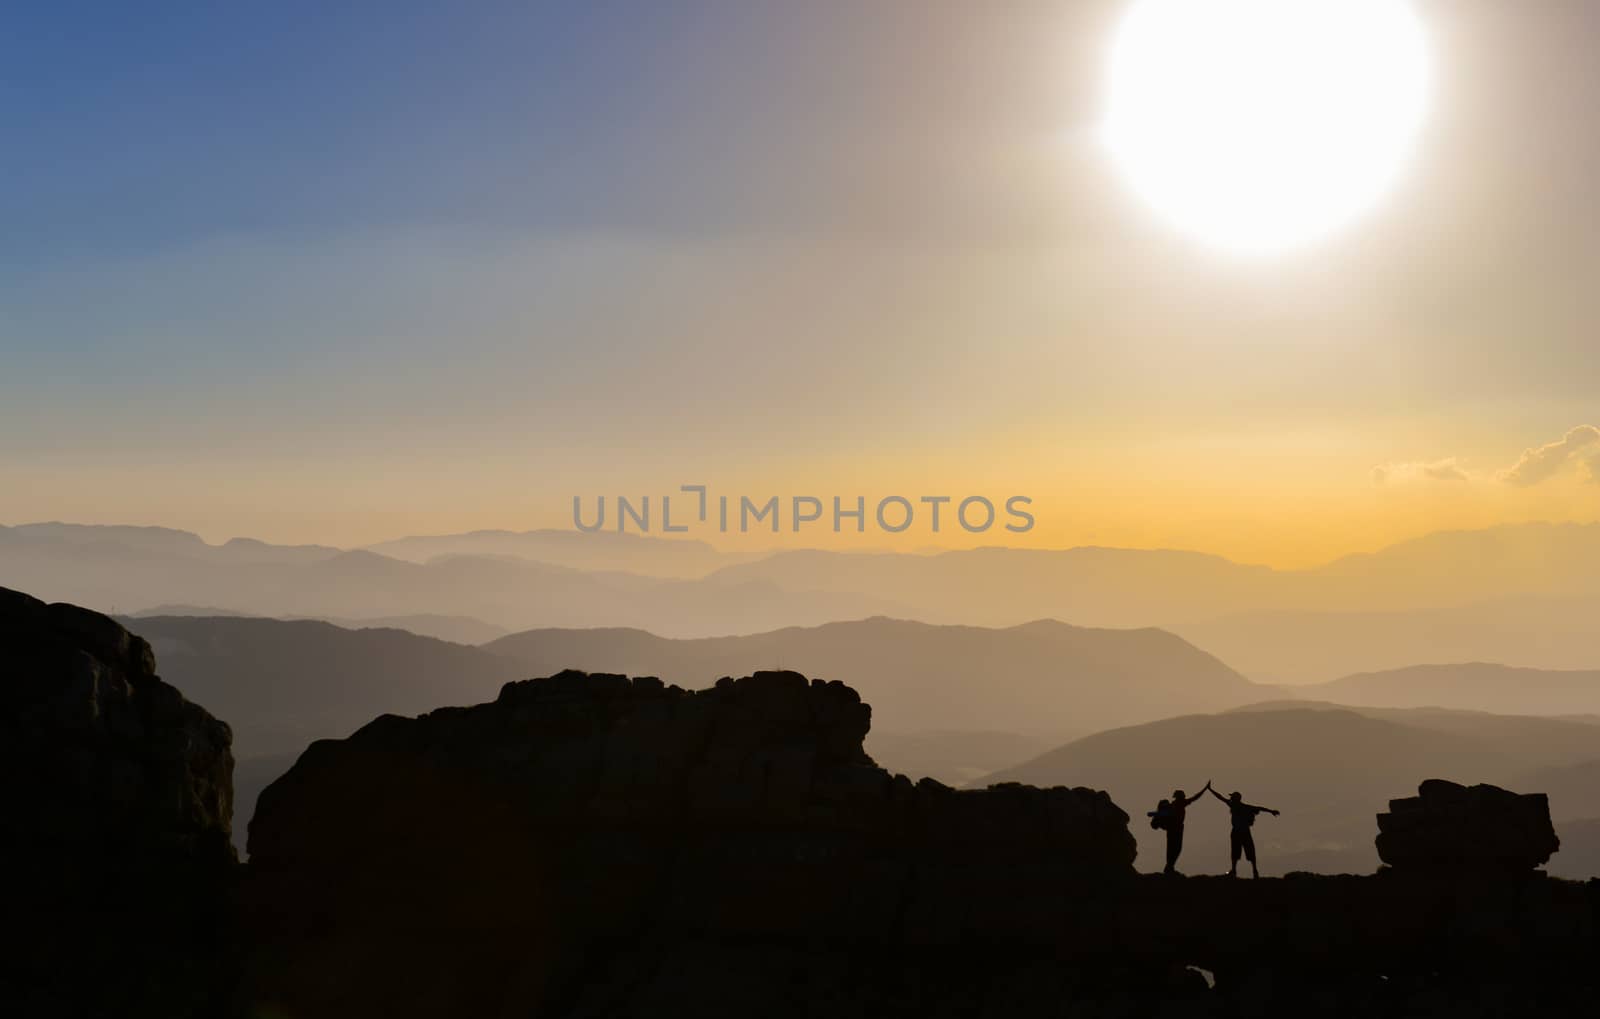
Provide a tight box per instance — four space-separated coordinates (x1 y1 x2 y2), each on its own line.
1207 786 1228 803
1248 803 1280 816
1184 781 1213 806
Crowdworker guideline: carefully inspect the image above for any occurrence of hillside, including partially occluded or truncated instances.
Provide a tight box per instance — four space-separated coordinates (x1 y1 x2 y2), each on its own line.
126 616 529 760
1513 758 1600 823
1171 595 1600 683
128 605 509 645
1299 663 1600 716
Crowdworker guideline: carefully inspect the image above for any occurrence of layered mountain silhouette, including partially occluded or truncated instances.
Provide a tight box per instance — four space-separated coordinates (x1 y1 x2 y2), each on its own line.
485 616 1262 752
983 703 1600 878
1172 595 1600 682
1297 663 1600 716
126 616 528 760
2 523 906 635
700 522 1600 625
128 605 509 645
10 521 1600 676
363 527 737 577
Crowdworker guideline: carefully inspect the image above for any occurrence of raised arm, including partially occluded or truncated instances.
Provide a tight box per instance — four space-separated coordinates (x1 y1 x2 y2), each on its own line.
1184 781 1213 806
1207 786 1229 804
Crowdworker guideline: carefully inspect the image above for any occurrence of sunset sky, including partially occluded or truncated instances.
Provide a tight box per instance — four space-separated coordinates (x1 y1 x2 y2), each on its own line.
4 1 1597 566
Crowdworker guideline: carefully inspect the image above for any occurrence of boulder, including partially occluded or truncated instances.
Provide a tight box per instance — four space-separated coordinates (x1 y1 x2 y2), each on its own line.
1376 779 1560 872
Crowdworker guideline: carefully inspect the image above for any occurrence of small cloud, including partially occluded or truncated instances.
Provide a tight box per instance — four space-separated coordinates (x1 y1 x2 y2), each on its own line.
1372 458 1470 485
1583 450 1600 485
1497 425 1600 487
1421 459 1469 482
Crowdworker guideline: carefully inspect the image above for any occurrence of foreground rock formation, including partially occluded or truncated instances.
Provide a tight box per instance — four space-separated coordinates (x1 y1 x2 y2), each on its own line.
240 668 1600 1019
242 669 1136 1015
1378 778 1561 871
0 586 236 1018
2 587 1596 1019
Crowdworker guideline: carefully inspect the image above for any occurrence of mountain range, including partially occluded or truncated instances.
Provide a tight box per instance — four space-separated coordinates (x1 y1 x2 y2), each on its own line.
9 521 1600 678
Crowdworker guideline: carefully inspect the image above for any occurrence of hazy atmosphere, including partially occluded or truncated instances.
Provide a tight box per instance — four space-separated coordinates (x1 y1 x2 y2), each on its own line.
6 3 1600 1016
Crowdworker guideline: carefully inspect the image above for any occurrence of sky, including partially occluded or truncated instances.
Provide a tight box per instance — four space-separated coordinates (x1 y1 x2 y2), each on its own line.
3 0 1598 566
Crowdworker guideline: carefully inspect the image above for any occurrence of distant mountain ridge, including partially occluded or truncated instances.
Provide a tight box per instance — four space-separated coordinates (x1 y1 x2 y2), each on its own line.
699 522 1600 627
362 528 738 577
0 521 341 564
126 615 529 761
7 520 1600 668
1 523 908 635
1294 663 1600 717
1170 595 1600 683
486 615 1263 742
126 606 508 645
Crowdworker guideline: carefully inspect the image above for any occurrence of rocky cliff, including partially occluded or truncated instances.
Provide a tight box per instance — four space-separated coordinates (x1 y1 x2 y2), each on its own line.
0 585 236 1017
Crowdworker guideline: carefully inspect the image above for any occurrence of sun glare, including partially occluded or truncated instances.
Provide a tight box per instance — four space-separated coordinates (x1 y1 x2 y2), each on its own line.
1103 0 1431 256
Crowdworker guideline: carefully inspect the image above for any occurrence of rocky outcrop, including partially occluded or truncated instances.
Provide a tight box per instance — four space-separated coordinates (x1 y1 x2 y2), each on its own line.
1377 779 1561 872
248 668 1133 866
240 670 1600 1019
0 586 236 1018
241 669 1134 1016
1 585 234 861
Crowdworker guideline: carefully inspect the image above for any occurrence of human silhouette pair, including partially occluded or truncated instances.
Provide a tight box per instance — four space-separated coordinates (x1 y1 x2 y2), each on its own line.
1147 780 1280 877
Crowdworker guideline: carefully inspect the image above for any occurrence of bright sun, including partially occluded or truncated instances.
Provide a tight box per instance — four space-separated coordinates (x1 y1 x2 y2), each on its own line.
1104 0 1431 256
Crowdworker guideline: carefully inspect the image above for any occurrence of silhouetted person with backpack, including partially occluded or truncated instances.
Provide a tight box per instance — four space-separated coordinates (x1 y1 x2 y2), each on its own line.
1150 781 1211 875
1208 787 1280 878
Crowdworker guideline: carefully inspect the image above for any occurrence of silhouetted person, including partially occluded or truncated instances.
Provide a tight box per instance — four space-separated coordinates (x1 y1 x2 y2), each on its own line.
1208 787 1279 878
1153 781 1210 875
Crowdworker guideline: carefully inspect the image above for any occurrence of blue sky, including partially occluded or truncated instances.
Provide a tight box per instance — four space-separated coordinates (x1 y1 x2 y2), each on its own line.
3 2 769 258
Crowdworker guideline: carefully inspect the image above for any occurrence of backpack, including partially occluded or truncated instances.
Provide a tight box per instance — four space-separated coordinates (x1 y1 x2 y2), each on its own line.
1149 799 1171 831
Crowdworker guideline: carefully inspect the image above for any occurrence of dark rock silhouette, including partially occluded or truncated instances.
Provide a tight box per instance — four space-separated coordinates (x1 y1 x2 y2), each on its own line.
3 586 1598 1018
242 669 1134 1015
1377 779 1561 871
239 668 1600 1018
0 585 236 1018
248 668 1135 871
